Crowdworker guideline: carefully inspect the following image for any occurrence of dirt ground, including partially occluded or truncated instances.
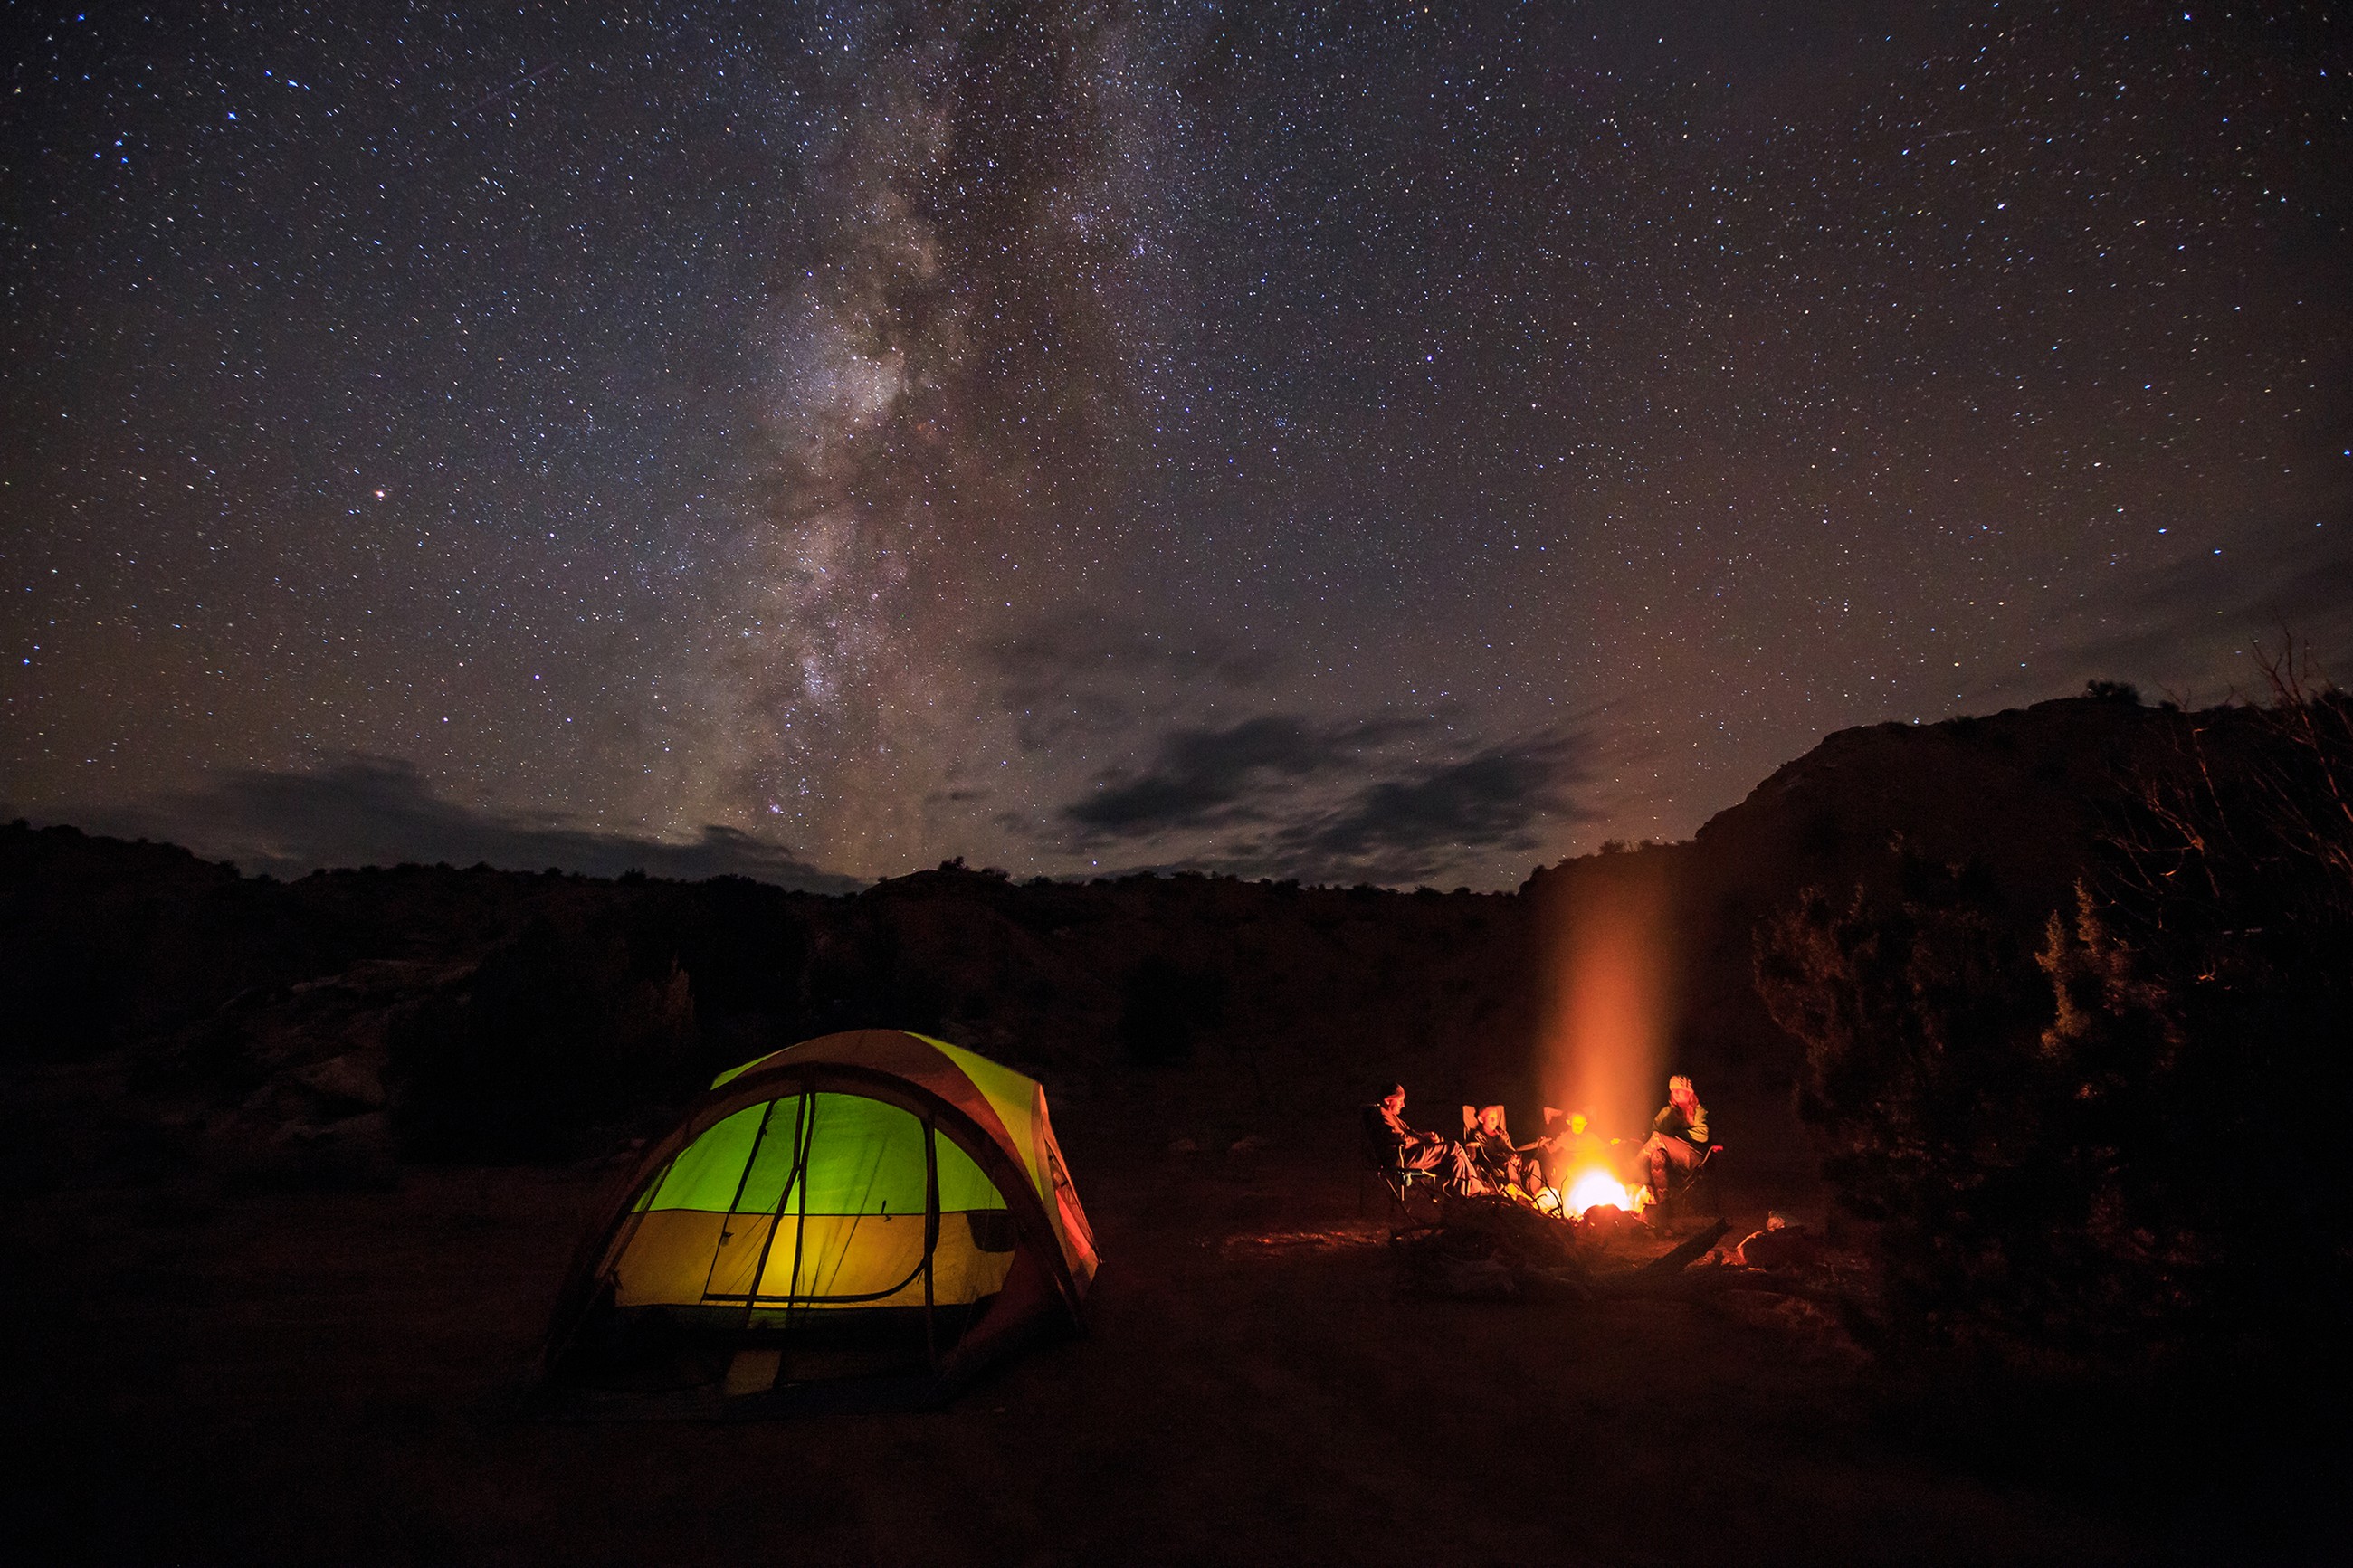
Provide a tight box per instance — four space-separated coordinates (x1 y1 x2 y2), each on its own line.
4 1117 2323 1567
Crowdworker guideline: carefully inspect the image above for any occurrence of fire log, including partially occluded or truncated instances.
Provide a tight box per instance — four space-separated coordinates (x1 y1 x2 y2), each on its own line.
1635 1219 1731 1279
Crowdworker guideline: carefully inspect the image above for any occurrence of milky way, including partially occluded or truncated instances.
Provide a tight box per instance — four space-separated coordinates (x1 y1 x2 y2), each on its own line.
673 2 1196 869
5 3 2348 887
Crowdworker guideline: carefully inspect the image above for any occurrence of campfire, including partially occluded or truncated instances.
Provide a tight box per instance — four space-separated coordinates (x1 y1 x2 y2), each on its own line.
1561 1165 1644 1219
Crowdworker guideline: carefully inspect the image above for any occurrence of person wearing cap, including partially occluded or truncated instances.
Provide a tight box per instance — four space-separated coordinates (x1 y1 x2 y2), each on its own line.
1364 1083 1478 1193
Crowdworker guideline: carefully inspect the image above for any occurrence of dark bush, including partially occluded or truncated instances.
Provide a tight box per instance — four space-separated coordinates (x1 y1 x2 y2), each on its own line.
389 912 697 1161
1758 859 2067 1355
1759 663 2353 1373
1118 955 1226 1066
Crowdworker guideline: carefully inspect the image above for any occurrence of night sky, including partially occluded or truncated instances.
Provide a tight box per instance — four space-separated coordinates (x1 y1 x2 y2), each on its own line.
6 2 2348 889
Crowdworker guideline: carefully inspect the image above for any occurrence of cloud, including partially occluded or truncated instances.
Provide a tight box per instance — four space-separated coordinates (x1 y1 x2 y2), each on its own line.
989 620 1282 753
1274 735 1598 874
1064 713 1429 834
1059 716 1593 885
72 755 863 892
1955 531 2353 713
2106 537 2349 662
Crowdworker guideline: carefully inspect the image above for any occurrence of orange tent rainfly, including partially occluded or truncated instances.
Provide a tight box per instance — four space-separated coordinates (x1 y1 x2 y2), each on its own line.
538 1031 1097 1415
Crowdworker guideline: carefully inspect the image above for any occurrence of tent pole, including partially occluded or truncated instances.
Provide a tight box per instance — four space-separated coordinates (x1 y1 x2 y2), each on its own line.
922 1117 940 1372
738 1083 814 1351
703 1099 781 1309
776 1084 816 1363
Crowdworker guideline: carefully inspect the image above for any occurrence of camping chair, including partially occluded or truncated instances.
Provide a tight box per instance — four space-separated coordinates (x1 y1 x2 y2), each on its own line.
1650 1143 1726 1222
1468 1104 1543 1193
1359 1125 1444 1234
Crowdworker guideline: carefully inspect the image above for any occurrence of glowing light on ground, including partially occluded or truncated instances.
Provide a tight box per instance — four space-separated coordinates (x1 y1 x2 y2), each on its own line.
1565 1167 1636 1214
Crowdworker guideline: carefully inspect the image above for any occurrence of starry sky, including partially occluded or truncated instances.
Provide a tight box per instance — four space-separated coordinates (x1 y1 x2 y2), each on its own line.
5 2 2348 889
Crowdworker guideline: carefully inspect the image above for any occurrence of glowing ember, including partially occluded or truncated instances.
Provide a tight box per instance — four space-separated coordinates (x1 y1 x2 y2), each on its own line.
1565 1167 1637 1215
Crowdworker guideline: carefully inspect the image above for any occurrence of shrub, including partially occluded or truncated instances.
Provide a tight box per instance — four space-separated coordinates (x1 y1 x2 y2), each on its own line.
1760 659 2353 1372
390 912 697 1160
1118 954 1226 1066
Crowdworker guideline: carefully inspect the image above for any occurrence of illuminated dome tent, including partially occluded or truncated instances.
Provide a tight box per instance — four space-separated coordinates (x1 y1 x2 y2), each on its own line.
542 1030 1097 1412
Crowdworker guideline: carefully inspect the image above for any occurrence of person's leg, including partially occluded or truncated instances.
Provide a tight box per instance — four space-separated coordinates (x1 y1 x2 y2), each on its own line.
1652 1137 1700 1206
1632 1132 1668 1188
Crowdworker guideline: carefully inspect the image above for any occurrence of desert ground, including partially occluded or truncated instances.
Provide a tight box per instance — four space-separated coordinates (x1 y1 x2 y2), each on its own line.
7 1099 2322 1567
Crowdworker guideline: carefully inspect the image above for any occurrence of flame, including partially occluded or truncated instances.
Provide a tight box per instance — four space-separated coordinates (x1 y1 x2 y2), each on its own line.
1565 1166 1637 1215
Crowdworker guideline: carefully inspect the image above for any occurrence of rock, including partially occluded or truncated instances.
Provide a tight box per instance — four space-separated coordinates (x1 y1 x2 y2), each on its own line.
297 1052 387 1111
272 1112 387 1147
1732 1224 1821 1269
259 1112 395 1189
1578 1204 1646 1238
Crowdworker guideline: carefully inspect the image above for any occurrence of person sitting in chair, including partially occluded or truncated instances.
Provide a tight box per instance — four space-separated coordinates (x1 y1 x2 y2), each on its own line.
1538 1107 1606 1179
1468 1104 1538 1193
1365 1084 1477 1193
1635 1074 1711 1207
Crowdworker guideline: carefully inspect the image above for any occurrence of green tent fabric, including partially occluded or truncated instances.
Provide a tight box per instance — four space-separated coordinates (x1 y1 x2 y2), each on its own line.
634 1095 1003 1217
546 1031 1095 1396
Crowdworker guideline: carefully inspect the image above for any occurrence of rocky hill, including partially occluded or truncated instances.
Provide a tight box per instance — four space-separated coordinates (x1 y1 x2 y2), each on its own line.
1523 689 2196 1152
0 690 2201 1185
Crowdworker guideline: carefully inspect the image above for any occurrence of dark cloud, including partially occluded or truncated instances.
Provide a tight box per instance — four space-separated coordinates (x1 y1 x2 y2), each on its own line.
1064 713 1428 834
69 756 862 892
1061 716 1592 885
991 621 1283 753
1998 532 2353 707
2124 534 2352 642
1274 735 1598 877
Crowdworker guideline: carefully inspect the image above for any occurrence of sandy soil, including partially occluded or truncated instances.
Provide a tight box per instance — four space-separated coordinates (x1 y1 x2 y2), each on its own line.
4 1123 2315 1567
